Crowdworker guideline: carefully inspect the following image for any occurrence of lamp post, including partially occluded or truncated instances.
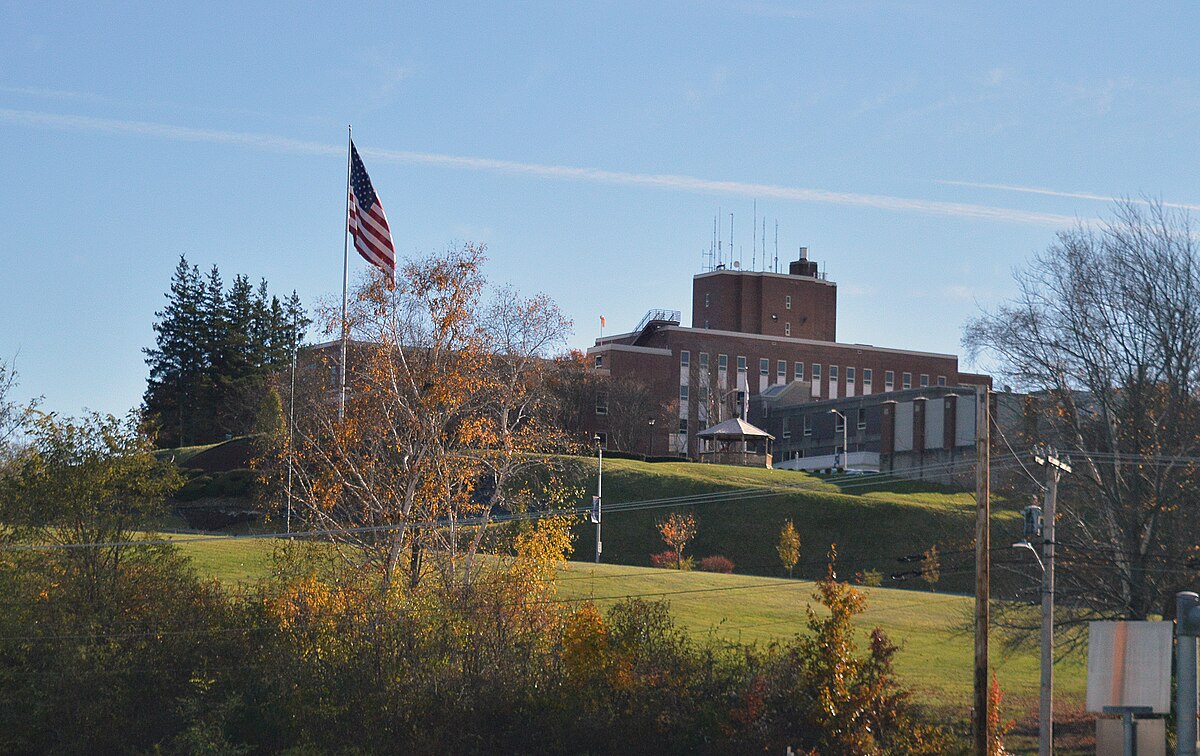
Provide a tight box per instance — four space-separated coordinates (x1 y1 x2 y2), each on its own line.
593 435 603 563
647 418 655 456
829 408 848 472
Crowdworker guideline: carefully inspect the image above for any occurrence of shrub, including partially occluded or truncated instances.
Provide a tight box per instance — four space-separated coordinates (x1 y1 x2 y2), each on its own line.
650 550 677 568
855 568 883 587
698 555 734 573
650 551 695 570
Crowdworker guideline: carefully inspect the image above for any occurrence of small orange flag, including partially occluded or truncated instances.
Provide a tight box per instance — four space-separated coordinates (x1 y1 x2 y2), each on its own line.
600 315 606 328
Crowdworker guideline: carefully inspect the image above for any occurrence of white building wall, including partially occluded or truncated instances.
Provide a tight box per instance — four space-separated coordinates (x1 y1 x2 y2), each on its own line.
955 394 977 447
924 399 944 450
894 402 914 452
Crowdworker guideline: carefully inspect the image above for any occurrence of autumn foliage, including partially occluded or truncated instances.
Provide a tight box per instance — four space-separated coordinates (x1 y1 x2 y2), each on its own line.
657 510 697 569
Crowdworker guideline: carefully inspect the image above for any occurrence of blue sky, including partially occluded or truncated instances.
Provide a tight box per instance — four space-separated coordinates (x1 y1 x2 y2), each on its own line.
3 1 1199 418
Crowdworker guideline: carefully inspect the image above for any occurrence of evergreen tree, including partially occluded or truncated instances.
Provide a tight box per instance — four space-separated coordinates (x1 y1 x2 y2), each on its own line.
145 260 308 447
143 256 205 447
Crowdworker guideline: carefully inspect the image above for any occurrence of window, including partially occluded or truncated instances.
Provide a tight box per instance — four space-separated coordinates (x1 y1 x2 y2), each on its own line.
885 370 895 391
902 372 912 389
846 367 856 386
678 418 688 434
782 417 791 438
759 358 769 376
595 392 607 415
698 384 709 403
785 294 792 310
937 375 946 387
735 391 746 417
718 354 728 371
699 352 709 370
812 364 822 383
704 292 711 308
794 362 804 382
737 356 747 373
596 432 607 448
803 415 812 436
680 350 690 368
680 384 689 402
594 354 603 369
920 374 929 388
833 413 845 432
863 368 873 385
777 360 786 383
829 365 839 382
858 410 867 430
784 322 791 336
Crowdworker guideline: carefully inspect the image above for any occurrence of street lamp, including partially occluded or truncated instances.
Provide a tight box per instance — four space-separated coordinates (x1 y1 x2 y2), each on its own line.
591 434 603 563
647 418 655 457
829 408 848 472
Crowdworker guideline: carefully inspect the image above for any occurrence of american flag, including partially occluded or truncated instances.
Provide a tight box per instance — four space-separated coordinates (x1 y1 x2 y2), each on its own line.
347 141 396 285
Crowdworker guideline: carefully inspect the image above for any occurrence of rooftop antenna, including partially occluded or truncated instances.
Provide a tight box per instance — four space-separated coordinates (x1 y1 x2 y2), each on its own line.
762 216 767 272
752 201 758 272
712 215 718 269
774 220 779 273
718 209 723 267
730 212 735 268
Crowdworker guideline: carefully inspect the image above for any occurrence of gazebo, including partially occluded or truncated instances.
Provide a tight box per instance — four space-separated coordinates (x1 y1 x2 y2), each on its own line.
697 418 775 469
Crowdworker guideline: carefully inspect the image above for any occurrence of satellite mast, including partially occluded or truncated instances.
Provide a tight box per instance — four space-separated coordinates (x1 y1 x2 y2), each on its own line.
774 220 779 273
752 201 757 272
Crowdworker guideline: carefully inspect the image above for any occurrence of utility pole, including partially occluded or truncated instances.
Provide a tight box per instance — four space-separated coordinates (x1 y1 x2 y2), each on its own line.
592 435 603 563
1177 591 1200 756
973 386 991 756
1034 446 1071 756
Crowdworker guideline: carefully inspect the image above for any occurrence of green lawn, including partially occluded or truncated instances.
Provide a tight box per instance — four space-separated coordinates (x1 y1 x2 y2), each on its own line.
169 532 277 586
572 458 1023 596
555 560 1085 719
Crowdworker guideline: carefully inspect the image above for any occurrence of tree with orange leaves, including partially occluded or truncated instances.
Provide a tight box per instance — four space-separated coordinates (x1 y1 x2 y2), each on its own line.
657 511 697 570
282 243 578 593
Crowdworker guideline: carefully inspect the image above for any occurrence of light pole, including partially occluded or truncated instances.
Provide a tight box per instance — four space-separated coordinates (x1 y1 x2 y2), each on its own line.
829 408 848 472
592 435 603 563
647 418 655 457
1033 447 1070 756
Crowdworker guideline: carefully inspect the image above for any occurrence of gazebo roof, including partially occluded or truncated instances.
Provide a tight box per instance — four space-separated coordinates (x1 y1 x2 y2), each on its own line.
697 417 775 440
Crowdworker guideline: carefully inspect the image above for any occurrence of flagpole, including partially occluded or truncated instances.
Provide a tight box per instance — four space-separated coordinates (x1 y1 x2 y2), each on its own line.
339 125 352 422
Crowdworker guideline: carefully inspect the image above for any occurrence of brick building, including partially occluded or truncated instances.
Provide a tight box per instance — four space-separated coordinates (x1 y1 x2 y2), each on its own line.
587 250 989 457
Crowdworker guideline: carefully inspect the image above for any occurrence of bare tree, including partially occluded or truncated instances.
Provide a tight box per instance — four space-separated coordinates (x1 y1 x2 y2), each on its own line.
604 377 672 453
0 357 38 468
965 200 1200 624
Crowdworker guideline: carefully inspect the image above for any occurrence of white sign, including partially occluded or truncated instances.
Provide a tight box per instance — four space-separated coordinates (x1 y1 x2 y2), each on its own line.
1086 621 1172 714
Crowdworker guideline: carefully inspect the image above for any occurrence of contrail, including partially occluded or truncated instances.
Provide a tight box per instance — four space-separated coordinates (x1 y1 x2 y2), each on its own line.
937 179 1200 212
0 107 1078 226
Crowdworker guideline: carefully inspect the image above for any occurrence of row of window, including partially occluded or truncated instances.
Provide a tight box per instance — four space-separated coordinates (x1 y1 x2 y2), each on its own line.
703 293 794 310
678 350 947 392
780 408 868 440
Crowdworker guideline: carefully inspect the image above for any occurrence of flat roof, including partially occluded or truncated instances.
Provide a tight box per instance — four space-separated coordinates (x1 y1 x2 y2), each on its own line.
591 325 958 361
693 268 837 287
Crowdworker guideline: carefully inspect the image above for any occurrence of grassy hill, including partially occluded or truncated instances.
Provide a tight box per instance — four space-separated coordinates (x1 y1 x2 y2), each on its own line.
570 458 1024 595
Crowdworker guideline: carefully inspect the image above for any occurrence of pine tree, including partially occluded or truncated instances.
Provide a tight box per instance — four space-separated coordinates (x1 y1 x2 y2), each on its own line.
143 256 205 447
145 260 308 447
